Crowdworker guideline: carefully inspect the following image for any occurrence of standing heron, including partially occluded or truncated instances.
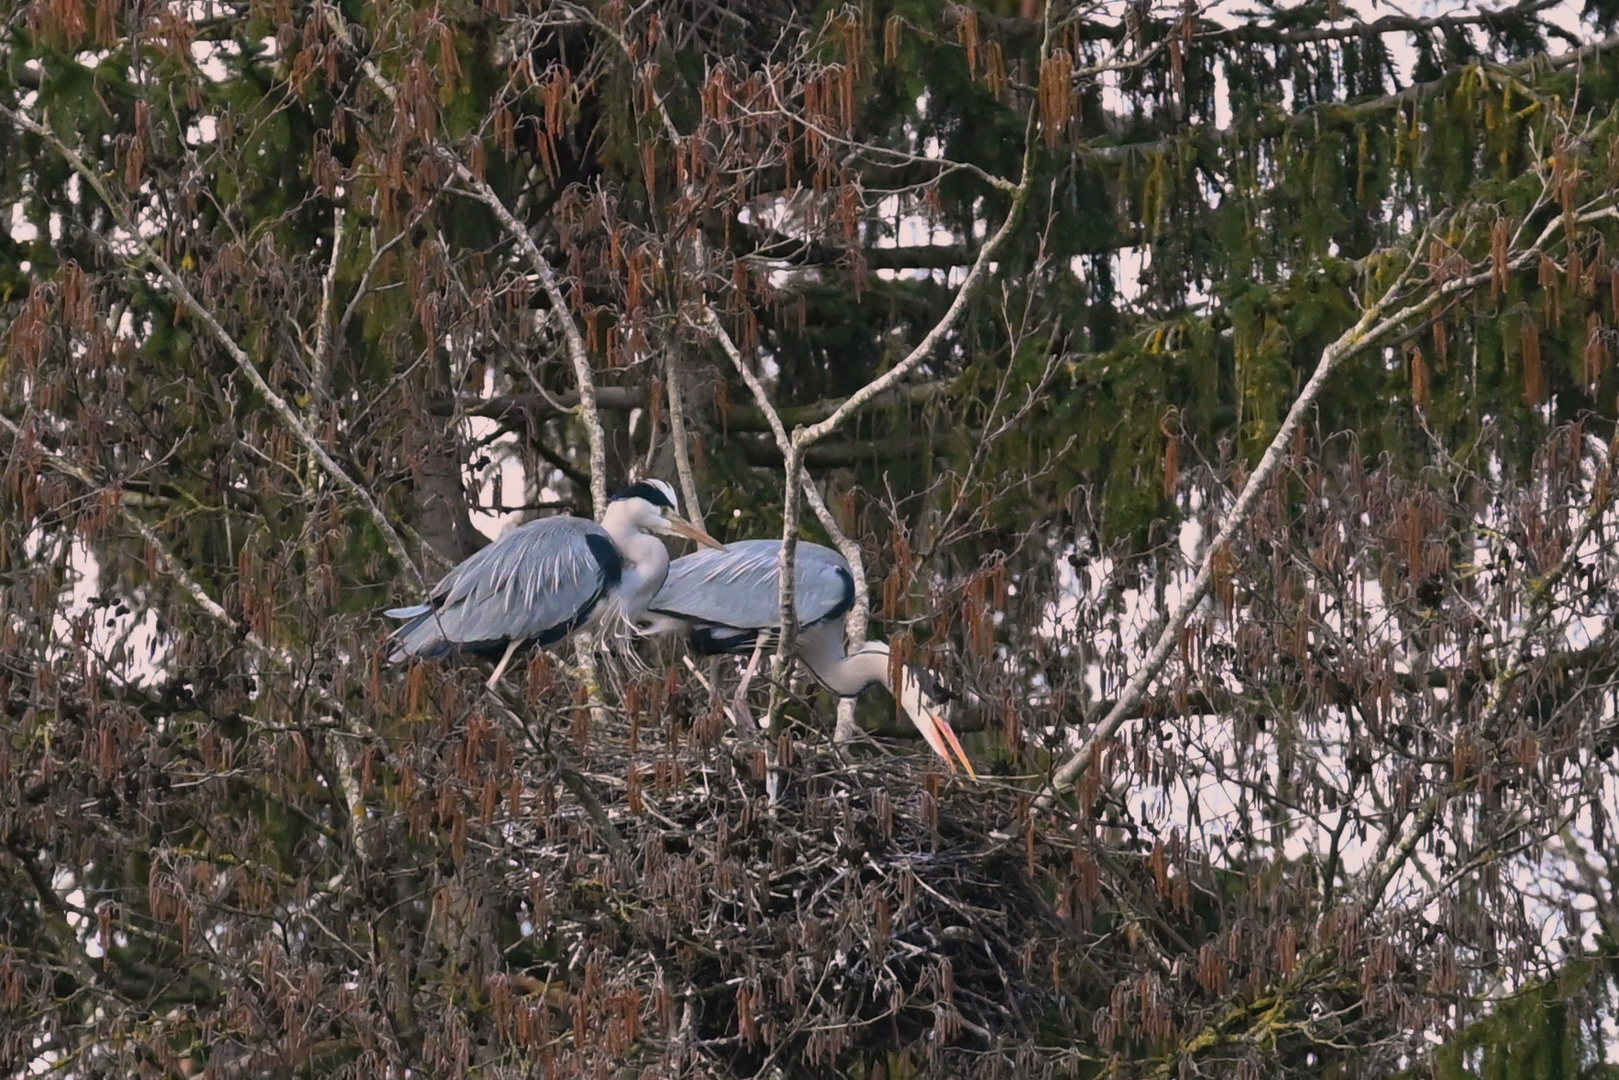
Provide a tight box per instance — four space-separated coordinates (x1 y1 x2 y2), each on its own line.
641 539 976 776
386 480 723 688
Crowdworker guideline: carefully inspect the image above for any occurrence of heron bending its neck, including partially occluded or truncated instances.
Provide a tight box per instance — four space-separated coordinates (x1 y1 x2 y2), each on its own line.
644 539 976 776
795 623 975 777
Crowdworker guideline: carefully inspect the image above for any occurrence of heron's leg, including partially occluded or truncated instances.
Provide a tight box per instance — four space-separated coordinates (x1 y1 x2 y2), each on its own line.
486 638 523 690
682 655 741 731
735 643 767 730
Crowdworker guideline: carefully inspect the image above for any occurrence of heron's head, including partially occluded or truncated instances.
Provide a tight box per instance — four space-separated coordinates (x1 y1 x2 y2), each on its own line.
608 480 724 548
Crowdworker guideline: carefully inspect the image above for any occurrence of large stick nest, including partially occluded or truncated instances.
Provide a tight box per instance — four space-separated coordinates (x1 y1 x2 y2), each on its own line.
446 663 1110 1078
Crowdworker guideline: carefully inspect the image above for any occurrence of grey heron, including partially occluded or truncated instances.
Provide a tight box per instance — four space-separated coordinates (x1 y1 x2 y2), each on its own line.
641 539 976 776
385 480 723 688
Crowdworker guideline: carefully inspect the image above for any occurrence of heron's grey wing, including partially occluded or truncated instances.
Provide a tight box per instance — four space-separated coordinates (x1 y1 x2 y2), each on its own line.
389 517 621 660
648 539 853 630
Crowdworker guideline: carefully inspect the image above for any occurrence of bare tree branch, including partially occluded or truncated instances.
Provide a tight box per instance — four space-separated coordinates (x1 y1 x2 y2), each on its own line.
1038 198 1619 810
311 203 345 401
0 102 424 590
322 6 610 518
665 352 705 526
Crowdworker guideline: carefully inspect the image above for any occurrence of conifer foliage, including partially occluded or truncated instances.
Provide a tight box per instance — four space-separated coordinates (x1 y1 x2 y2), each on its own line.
7 0 1619 1076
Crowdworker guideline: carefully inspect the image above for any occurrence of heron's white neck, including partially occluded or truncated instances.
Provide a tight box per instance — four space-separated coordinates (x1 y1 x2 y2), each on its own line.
602 505 671 619
798 624 890 697
797 626 965 773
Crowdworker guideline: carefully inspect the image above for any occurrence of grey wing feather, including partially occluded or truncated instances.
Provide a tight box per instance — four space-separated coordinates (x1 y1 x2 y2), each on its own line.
649 539 853 630
388 516 616 660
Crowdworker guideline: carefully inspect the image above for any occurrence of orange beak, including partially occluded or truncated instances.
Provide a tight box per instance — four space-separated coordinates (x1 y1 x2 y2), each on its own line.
896 666 977 778
665 515 725 549
914 706 978 778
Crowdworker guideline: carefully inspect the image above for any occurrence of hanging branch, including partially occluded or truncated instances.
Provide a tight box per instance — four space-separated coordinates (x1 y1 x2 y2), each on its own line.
322 6 609 520
1079 31 1619 166
0 103 423 589
1036 198 1619 812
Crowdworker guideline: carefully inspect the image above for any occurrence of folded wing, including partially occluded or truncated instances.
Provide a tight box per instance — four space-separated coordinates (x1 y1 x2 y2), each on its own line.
647 539 853 642
387 517 621 661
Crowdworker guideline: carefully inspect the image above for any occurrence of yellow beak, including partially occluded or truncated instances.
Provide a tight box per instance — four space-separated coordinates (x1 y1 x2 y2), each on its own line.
665 515 725 549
